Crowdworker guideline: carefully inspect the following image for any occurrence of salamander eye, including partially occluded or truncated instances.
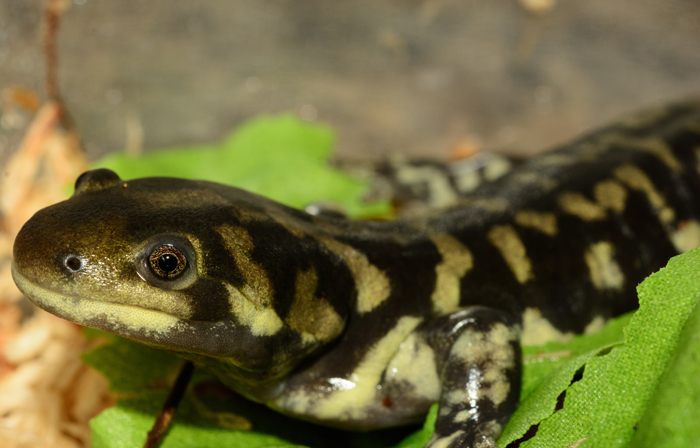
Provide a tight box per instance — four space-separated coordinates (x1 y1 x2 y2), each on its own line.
135 234 197 290
149 245 187 279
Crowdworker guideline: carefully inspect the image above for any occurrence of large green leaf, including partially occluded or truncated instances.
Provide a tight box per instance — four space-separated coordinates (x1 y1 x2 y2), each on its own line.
629 287 700 447
498 249 700 448
498 314 633 446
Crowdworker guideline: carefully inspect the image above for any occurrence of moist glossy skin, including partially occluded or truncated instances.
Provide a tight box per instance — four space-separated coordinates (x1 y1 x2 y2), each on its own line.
12 103 700 447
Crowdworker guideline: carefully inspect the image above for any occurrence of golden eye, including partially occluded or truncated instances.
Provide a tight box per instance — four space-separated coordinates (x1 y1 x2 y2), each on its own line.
135 235 197 290
149 245 187 279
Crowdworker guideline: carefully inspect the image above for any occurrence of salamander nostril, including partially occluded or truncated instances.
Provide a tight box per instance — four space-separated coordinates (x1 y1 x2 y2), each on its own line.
64 255 83 273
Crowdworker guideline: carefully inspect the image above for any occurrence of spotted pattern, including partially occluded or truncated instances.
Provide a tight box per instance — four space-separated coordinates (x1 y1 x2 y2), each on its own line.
428 309 520 448
216 224 274 308
594 180 628 213
430 233 473 314
671 220 700 253
614 164 676 225
445 324 518 407
557 191 607 221
487 225 533 284
285 267 345 342
584 242 625 291
319 236 391 314
514 210 558 236
275 316 422 421
521 307 574 345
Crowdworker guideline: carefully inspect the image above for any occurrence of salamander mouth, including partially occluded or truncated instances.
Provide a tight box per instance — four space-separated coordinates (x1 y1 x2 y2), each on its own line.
11 261 240 357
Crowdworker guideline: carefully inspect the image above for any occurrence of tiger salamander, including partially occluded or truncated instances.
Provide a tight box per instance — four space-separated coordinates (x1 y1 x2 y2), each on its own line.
12 102 700 448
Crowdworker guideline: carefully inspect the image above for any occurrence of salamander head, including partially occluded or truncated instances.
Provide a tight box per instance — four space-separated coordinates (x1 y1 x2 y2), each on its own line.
12 169 345 377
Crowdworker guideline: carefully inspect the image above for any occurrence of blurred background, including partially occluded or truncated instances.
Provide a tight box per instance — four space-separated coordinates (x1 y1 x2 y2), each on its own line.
1 0 700 164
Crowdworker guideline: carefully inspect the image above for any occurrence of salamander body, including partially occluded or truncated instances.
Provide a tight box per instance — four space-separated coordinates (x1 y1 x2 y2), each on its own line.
12 102 700 447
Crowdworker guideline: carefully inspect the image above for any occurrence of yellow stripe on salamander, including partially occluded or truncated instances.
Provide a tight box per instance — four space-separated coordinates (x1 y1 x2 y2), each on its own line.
487 224 533 284
430 233 473 315
318 236 391 314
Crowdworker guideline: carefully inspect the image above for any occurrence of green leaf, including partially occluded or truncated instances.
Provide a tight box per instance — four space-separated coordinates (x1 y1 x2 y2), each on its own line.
390 404 438 448
628 274 700 447
90 389 305 448
92 114 389 218
82 330 180 393
518 313 633 402
498 248 700 448
498 314 632 446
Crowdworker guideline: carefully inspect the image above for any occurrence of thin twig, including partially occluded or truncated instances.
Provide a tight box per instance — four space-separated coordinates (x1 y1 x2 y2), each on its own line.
42 0 84 146
144 361 196 448
44 0 63 104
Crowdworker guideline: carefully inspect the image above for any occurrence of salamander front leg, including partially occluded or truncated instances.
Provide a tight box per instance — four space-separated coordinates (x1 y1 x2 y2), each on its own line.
425 307 521 448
